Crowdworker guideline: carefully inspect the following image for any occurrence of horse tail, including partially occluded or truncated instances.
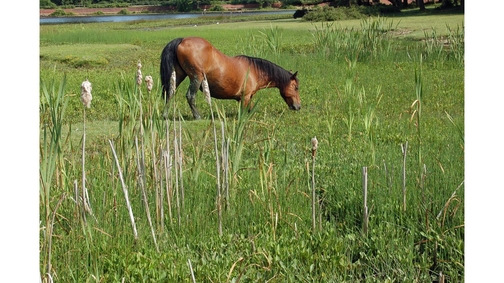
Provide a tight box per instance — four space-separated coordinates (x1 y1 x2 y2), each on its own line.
160 37 184 100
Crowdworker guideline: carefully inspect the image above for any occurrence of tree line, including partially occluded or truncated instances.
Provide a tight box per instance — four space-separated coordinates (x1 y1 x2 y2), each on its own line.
40 0 463 11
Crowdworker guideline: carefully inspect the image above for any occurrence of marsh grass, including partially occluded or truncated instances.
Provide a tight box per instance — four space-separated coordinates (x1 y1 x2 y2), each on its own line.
40 14 464 282
310 17 396 62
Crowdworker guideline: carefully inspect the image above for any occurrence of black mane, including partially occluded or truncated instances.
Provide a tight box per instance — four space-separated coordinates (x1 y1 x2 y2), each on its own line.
237 55 295 88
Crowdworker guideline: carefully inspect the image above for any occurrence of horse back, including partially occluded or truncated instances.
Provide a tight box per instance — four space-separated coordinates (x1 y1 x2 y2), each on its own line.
176 37 254 99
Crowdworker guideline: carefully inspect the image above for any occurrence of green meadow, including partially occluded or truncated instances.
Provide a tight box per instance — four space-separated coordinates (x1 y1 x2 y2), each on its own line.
40 10 464 282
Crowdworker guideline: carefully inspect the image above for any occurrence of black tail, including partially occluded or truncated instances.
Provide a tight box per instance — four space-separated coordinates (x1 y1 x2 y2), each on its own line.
160 37 184 100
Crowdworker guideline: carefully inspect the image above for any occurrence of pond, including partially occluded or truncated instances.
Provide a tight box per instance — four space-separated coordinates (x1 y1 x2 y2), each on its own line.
40 10 294 24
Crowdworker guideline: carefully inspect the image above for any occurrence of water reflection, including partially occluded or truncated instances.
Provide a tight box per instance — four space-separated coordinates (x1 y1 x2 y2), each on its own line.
40 10 293 24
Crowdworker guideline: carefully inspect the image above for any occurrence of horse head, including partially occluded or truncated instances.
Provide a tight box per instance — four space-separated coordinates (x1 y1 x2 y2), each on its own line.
281 71 301 111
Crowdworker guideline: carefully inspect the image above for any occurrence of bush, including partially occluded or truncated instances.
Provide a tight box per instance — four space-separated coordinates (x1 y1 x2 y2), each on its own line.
49 9 75 17
118 9 131 15
302 6 379 22
210 5 226 11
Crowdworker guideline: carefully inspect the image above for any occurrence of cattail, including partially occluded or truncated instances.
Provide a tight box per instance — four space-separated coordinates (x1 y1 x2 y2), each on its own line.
81 79 92 108
136 61 143 86
311 136 318 157
145 75 153 93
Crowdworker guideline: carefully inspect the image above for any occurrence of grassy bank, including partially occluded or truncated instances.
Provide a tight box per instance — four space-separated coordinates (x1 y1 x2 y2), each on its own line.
40 12 464 282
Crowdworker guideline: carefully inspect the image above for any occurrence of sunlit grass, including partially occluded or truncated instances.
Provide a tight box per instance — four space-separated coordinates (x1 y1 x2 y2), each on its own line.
40 12 464 282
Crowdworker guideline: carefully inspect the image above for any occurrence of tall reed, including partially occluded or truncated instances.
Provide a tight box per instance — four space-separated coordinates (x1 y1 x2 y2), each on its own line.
446 24 464 65
80 79 94 220
362 86 383 165
229 75 259 188
311 137 318 233
258 25 283 56
40 77 68 281
40 76 68 224
311 17 396 61
411 54 424 176
340 57 358 141
202 74 223 236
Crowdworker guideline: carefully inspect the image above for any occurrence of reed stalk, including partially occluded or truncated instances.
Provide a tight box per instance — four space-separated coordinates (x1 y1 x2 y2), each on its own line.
81 107 88 222
311 137 318 233
163 149 173 222
203 74 223 236
164 119 174 222
173 115 181 227
258 24 282 56
401 141 408 212
188 259 196 283
445 111 464 150
178 114 184 210
223 136 230 210
80 79 94 221
135 137 159 252
45 193 66 281
362 86 382 165
437 180 464 220
149 122 162 229
362 167 368 235
109 139 138 240
230 72 258 189
40 77 68 229
341 57 358 141
412 55 424 176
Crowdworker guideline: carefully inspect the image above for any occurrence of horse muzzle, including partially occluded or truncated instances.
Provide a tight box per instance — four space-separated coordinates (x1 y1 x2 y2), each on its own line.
289 103 301 111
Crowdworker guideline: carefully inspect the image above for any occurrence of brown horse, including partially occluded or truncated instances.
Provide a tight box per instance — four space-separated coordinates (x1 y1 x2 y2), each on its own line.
160 37 301 119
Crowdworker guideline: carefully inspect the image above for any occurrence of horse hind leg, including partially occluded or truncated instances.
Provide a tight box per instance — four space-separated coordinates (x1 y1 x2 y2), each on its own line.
186 77 202 120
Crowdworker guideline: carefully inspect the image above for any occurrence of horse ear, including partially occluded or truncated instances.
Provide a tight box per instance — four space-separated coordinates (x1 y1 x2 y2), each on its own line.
291 71 298 79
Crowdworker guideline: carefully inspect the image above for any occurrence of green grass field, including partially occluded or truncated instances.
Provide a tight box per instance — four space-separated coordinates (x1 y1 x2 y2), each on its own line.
40 10 464 282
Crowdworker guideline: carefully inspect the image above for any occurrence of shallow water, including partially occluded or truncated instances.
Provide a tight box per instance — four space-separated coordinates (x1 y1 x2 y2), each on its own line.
40 10 293 24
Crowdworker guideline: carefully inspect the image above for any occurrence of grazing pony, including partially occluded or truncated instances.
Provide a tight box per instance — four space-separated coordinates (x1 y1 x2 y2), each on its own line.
160 37 301 119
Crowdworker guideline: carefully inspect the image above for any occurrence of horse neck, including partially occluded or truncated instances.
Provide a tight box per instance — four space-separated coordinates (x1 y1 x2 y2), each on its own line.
256 69 287 91
241 56 287 91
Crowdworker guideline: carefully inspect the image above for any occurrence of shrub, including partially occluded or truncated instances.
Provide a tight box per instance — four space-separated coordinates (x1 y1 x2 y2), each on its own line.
302 6 376 22
49 9 75 17
210 5 226 11
118 9 131 15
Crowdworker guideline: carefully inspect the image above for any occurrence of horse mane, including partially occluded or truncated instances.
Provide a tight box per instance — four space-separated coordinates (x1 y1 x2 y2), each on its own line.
237 55 296 88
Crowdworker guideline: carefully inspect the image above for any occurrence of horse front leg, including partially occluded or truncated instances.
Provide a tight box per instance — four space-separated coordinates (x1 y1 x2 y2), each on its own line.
241 92 255 111
186 78 202 120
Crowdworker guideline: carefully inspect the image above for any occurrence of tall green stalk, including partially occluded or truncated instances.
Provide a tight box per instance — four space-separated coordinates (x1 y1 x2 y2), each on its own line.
363 86 383 165
40 76 68 281
229 71 258 188
341 57 358 141
40 76 68 227
412 54 424 182
258 25 283 56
